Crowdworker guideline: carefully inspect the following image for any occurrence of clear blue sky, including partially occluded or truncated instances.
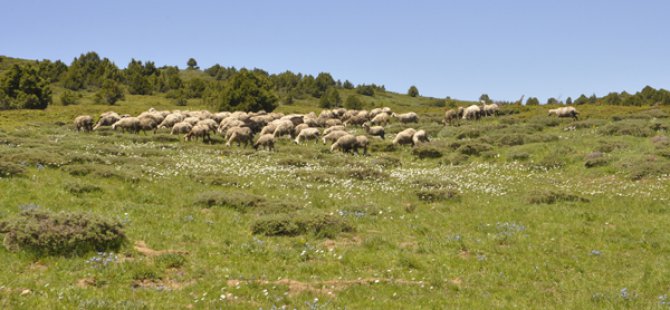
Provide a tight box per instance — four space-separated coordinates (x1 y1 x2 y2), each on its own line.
2 0 669 102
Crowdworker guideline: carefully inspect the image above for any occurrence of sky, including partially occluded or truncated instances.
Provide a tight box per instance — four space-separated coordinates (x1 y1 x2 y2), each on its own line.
2 0 669 102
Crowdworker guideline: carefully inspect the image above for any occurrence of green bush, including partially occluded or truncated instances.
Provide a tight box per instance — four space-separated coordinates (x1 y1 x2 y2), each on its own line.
598 120 655 137
584 152 609 168
416 188 459 202
457 142 493 156
0 162 25 177
60 90 80 106
251 213 353 238
619 158 670 180
0 210 126 256
64 183 103 195
528 190 589 204
412 145 443 159
194 191 265 211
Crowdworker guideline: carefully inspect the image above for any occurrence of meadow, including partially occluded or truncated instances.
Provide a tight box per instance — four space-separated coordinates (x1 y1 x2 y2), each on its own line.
1 97 670 309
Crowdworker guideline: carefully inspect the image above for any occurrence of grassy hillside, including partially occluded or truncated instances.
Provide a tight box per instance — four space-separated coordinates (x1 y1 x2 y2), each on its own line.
2 56 670 308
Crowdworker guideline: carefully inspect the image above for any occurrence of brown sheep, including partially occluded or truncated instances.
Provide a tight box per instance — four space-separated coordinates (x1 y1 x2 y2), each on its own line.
330 134 358 153
253 133 276 151
184 125 211 142
111 117 140 133
226 126 253 147
74 115 94 132
322 130 349 145
362 123 385 139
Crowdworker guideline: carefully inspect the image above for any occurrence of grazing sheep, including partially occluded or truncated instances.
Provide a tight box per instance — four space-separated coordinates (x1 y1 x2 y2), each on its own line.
293 123 310 138
322 130 349 145
272 121 294 138
362 123 385 139
253 133 276 151
111 117 140 133
462 105 482 120
183 116 201 126
226 126 253 147
93 114 121 130
281 114 304 126
370 112 390 126
324 118 343 127
196 119 218 132
138 116 159 134
184 125 211 142
444 107 464 125
217 118 246 136
330 134 358 153
382 107 392 114
170 122 192 135
343 115 367 127
548 107 579 120
412 129 429 145
482 103 500 117
393 128 417 146
354 135 370 155
369 108 383 117
158 114 184 130
323 125 345 136
294 127 321 144
74 115 93 132
392 112 419 123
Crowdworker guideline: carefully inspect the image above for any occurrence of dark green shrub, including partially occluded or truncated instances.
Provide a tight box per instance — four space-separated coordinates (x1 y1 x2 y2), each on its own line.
598 120 655 137
194 191 265 211
65 183 103 195
416 188 459 202
412 145 443 159
370 155 401 168
507 151 530 161
442 153 469 165
0 162 25 177
531 117 561 127
528 190 589 204
455 128 481 139
457 143 493 156
584 152 609 168
277 158 308 167
595 140 628 153
346 167 388 180
0 210 126 256
495 134 525 146
251 213 353 238
619 158 670 180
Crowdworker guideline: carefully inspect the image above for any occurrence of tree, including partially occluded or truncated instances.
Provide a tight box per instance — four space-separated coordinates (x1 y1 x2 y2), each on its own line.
205 69 278 112
0 64 52 110
546 97 559 105
479 94 492 103
94 79 125 105
525 97 540 106
187 58 198 70
60 90 79 106
185 78 206 98
356 84 374 96
124 59 152 95
314 72 336 98
344 95 363 110
319 87 341 108
408 85 419 97
343 80 354 89
565 97 573 105
573 94 589 105
62 52 121 90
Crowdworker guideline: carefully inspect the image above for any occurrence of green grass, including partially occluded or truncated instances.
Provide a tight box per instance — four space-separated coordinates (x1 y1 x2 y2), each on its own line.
1 95 670 308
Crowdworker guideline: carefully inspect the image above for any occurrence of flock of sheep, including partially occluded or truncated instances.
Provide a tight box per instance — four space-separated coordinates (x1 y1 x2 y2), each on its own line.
73 107 427 154
73 103 579 154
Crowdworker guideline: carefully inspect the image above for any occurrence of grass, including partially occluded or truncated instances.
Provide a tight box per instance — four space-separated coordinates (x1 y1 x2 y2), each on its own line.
0 95 669 308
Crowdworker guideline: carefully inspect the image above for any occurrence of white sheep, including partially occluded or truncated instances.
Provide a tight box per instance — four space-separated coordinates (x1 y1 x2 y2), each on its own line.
362 123 385 139
294 127 321 144
393 128 417 146
74 115 93 132
226 126 253 147
111 117 140 133
184 125 211 142
253 133 276 151
462 105 482 120
322 130 350 145
330 134 357 153
548 107 579 120
412 129 429 145
392 112 418 123
170 122 192 135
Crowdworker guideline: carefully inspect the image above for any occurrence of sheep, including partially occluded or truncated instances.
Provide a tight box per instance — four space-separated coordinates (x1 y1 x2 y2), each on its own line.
183 116 201 126
138 116 159 134
322 130 350 145
196 119 218 132
343 115 367 127
324 118 343 127
272 121 294 139
330 134 358 153
225 126 253 147
184 125 211 142
111 117 140 133
369 108 383 117
323 125 345 136
74 115 93 132
382 107 393 115
362 123 385 139
393 128 417 146
462 105 482 120
93 114 121 130
354 135 370 155
170 122 192 135
281 114 304 126
444 107 464 125
482 103 500 117
412 129 429 145
158 114 184 130
370 112 390 126
293 123 310 138
548 107 579 120
253 133 276 151
392 112 418 123
294 127 321 144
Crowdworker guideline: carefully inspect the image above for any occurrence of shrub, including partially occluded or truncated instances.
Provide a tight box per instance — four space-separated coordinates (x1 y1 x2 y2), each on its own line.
584 152 609 168
60 90 80 106
412 145 443 159
251 213 353 238
495 134 525 146
571 119 607 129
507 151 530 161
194 191 265 212
531 117 561 127
442 153 469 165
64 183 103 195
457 142 493 156
0 162 25 177
598 120 655 137
370 155 401 168
416 188 459 202
346 167 389 180
155 253 186 269
455 128 481 139
528 190 589 204
0 210 126 256
595 140 628 153
619 158 670 180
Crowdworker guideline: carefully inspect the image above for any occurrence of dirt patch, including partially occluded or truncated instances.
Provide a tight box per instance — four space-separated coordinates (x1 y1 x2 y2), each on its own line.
322 236 362 250
77 278 97 288
132 278 194 290
227 277 430 297
134 241 189 257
